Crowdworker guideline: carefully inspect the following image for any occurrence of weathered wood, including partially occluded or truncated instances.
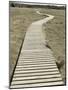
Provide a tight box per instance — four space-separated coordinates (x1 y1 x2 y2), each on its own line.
10 12 63 88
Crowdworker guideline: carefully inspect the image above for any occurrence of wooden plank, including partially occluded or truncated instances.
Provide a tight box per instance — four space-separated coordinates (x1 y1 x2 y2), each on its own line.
11 77 62 85
16 63 57 68
17 62 56 66
14 68 58 74
13 71 60 77
15 66 57 71
16 64 56 69
13 74 61 81
10 81 63 89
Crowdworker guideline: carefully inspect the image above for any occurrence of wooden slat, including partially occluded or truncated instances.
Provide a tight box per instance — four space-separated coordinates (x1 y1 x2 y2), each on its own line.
14 68 58 74
15 65 57 71
13 74 61 81
13 71 60 77
11 77 62 85
10 81 63 89
16 63 56 67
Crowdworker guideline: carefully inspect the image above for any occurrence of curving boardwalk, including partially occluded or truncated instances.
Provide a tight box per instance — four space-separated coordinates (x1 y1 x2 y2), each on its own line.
10 11 63 88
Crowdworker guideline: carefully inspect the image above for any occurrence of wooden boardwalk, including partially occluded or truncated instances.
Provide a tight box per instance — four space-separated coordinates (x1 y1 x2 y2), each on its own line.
10 13 63 88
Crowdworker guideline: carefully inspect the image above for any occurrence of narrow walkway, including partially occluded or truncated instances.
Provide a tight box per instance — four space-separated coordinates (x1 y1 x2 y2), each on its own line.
10 11 63 88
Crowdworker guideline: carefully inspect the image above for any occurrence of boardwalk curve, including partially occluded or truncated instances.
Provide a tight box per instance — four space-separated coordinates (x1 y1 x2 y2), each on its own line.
10 10 63 88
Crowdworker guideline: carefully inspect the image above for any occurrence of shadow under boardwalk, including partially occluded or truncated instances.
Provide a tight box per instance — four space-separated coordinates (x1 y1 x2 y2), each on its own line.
10 14 63 89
